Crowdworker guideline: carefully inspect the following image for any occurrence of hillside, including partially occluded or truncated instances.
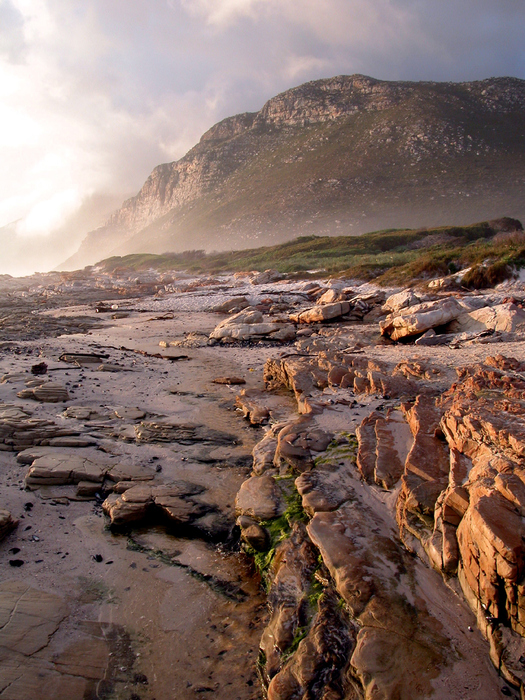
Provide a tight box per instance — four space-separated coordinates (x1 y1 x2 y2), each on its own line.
64 74 525 269
97 217 525 288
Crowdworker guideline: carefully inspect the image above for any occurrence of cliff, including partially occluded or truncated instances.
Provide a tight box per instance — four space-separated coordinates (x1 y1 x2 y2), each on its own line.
64 74 525 268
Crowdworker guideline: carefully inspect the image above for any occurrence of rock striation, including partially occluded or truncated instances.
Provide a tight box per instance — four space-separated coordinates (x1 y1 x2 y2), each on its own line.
237 340 525 697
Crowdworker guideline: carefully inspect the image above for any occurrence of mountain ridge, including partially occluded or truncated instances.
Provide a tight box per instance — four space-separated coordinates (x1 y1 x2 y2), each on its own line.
63 74 525 269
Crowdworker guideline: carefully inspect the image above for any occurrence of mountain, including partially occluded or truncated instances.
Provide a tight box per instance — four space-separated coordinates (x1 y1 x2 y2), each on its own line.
64 74 525 269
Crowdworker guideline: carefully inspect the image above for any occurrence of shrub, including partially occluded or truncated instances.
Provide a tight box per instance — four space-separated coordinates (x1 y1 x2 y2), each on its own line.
462 262 511 289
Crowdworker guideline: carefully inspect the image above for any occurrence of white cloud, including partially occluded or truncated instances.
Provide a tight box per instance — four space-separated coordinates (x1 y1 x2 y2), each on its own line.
180 0 267 26
284 55 332 81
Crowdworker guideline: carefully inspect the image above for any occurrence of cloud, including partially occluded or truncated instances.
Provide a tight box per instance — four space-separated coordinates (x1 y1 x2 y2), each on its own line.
16 187 81 236
180 0 267 26
0 0 523 275
284 55 332 81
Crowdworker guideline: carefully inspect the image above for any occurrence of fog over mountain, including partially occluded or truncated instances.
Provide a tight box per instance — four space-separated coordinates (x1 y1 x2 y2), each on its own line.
1 0 524 275
61 74 525 269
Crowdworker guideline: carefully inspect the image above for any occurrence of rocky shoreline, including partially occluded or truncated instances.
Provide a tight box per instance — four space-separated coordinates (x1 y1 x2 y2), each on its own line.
1 267 525 698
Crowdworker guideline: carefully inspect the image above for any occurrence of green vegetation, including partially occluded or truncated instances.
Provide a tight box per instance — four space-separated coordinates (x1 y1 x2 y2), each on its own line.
246 478 309 591
99 218 524 287
315 432 358 467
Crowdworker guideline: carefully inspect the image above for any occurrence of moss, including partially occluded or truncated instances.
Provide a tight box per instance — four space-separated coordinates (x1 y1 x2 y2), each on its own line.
246 481 309 591
315 431 358 466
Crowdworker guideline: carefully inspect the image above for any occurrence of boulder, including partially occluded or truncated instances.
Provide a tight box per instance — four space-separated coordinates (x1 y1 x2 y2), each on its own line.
235 475 285 521
252 424 282 475
317 288 347 305
235 389 270 425
210 296 249 313
454 302 525 334
210 308 293 341
380 297 466 341
382 289 426 313
259 523 319 681
103 481 207 527
249 269 283 285
290 301 351 324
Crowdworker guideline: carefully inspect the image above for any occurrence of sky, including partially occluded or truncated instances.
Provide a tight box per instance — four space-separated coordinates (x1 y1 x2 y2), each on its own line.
0 0 524 275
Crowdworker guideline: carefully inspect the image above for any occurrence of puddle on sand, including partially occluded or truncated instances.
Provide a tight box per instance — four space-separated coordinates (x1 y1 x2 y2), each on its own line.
81 523 266 700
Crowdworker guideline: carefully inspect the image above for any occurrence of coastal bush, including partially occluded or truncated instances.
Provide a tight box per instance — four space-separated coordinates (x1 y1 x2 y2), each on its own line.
462 262 512 289
98 217 524 287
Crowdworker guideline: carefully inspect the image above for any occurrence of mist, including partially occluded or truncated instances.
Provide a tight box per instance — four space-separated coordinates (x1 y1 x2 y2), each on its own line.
0 0 524 275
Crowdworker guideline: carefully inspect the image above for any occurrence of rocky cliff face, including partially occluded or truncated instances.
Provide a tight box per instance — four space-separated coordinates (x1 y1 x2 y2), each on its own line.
65 74 525 268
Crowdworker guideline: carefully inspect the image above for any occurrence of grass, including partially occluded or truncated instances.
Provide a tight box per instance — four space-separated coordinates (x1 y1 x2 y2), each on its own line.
97 217 524 287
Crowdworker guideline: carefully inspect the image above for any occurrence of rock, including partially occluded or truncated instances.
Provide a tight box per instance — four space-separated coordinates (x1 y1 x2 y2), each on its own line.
17 382 70 402
260 523 319 681
216 307 263 326
250 269 283 285
235 389 270 425
374 414 408 489
267 324 296 341
296 462 355 514
212 376 246 385
135 420 236 445
290 301 351 324
239 521 269 551
274 420 315 472
23 454 154 494
76 480 102 498
380 297 466 341
48 437 98 447
210 307 293 341
264 355 328 412
103 481 207 527
1 372 28 383
252 424 282 475
17 446 71 464
58 352 107 364
0 414 80 452
356 411 382 482
355 410 412 489
0 510 17 541
382 289 427 313
308 500 449 698
454 302 525 334
266 589 354 700
0 580 68 655
63 405 109 420
235 475 285 521
25 455 107 488
317 289 347 305
210 296 249 313
394 395 451 561
114 407 146 420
